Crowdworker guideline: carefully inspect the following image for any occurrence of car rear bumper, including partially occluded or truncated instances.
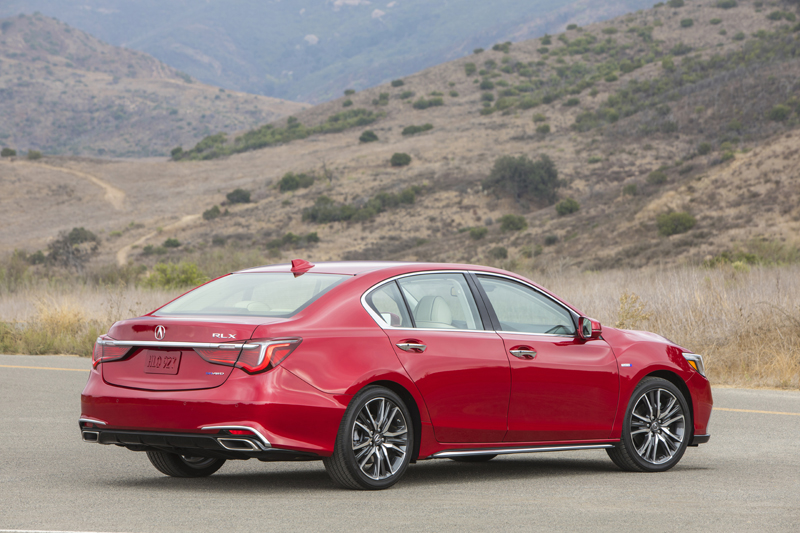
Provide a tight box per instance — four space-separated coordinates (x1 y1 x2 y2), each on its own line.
80 365 350 456
689 433 711 446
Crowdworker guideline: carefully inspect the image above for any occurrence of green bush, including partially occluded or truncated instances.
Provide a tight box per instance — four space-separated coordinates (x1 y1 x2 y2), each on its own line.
170 146 183 159
473 48 484 54
359 130 379 143
450 90 459 97
488 246 508 260
657 212 696 236
26 150 42 160
540 35 552 45
647 170 668 185
536 124 551 135
680 18 694 28
567 24 578 30
481 92 495 102
344 89 356 95
278 172 314 192
767 11 784 21
144 262 208 289
391 79 405 87
465 62 477 76
588 156 603 164
480 80 495 90
372 93 390 106
709 18 722 25
492 42 511 53
484 155 560 204
532 113 547 123
163 238 181 248
697 142 712 155
390 153 412 167
412 97 443 110
767 105 791 121
622 184 638 196
500 214 528 232
203 205 221 220
267 232 320 250
469 227 488 240
667 0 684 6
605 73 619 82
402 124 434 135
563 97 580 107
555 197 580 216
721 151 735 162
227 188 251 203
342 99 353 107
716 0 737 8
399 90 415 99
302 187 421 223
1 148 16 157
544 235 558 246
538 46 550 54
732 31 745 41
602 27 618 35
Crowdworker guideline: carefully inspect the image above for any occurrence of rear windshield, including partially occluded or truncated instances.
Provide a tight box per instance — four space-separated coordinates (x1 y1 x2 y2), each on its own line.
153 273 349 318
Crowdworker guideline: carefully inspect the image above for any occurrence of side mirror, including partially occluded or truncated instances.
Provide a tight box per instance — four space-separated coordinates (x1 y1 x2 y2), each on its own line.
579 317 602 340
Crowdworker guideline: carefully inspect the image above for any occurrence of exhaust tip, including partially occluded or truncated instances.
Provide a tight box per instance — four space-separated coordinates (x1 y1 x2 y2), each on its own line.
82 431 100 443
217 438 260 451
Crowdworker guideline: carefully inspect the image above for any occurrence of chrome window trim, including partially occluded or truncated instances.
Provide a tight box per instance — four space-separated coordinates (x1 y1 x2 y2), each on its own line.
98 340 259 350
361 270 578 337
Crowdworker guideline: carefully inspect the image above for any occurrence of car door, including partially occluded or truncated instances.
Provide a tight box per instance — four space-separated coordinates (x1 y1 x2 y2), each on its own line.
474 274 619 443
364 273 510 444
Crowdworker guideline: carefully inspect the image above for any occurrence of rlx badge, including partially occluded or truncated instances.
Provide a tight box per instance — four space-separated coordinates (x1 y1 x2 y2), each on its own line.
212 333 237 339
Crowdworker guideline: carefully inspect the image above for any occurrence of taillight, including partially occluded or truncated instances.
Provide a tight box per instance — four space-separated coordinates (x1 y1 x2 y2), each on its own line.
194 345 242 366
235 339 302 374
92 337 131 367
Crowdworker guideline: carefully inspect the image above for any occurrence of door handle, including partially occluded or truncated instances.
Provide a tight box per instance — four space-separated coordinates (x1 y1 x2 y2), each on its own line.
396 342 427 353
509 348 537 360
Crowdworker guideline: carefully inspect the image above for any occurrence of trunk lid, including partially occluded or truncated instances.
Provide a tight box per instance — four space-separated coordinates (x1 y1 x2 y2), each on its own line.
102 316 286 391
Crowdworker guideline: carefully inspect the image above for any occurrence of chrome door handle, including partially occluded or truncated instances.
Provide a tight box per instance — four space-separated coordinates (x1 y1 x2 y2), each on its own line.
396 343 427 353
509 349 537 359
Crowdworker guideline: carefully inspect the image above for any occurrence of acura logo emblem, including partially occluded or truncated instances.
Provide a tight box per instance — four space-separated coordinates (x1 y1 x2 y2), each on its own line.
154 325 166 341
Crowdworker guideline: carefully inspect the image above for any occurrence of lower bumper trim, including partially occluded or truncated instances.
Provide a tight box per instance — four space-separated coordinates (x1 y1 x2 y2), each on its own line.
690 433 711 446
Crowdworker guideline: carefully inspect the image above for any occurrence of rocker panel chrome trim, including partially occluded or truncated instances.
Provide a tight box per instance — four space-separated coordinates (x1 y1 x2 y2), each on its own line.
431 444 614 458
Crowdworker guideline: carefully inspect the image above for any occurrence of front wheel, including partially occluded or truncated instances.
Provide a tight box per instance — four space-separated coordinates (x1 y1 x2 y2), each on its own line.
323 386 413 490
146 451 226 478
607 377 691 472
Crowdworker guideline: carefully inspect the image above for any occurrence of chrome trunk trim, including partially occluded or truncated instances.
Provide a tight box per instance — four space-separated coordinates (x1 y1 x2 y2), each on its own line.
98 340 259 350
432 444 614 458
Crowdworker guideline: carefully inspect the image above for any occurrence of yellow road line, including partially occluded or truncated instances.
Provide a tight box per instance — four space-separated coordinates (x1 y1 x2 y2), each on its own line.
0 364 89 372
715 407 800 417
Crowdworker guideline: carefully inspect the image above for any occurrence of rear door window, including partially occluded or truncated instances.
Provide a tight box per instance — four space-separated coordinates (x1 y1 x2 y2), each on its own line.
396 273 484 330
364 281 413 328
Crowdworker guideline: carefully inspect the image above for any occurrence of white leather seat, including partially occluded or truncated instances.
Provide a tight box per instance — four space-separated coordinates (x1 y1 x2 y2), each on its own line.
414 296 455 329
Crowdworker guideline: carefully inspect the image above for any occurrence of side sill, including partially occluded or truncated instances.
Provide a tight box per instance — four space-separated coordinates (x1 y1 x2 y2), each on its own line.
430 443 615 459
689 433 711 447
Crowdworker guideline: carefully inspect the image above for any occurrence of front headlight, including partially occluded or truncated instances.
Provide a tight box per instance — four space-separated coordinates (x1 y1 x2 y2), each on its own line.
682 353 706 377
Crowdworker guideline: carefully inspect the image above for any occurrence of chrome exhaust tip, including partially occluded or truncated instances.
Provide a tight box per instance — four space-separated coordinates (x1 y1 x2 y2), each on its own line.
82 431 100 443
217 438 260 451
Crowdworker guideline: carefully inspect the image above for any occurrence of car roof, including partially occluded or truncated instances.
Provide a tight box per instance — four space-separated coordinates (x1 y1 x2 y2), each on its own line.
236 261 500 276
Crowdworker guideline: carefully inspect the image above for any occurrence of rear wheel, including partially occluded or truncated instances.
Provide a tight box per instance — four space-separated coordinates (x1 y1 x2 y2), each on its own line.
146 451 226 478
450 455 497 463
323 386 413 490
607 377 691 472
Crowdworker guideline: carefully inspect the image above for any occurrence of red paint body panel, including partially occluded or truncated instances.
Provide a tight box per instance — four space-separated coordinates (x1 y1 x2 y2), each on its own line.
500 334 619 442
102 349 231 391
81 261 712 464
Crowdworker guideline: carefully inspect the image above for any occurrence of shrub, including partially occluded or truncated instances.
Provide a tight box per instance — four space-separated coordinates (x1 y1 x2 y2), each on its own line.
372 93 390 106
226 188 251 203
465 62 477 76
732 31 745 41
479 80 495 91
402 124 433 135
390 153 412 167
391 79 405 87
721 151 735 162
566 24 578 30
144 262 208 289
667 0 684 6
344 89 356 95
605 73 619 82
203 205 221 220
469 227 488 240
484 155 560 204
647 170 668 185
698 142 712 155
681 18 694 28
492 42 511 53
602 27 618 35
359 130 379 143
399 90 415 99
532 113 547 123
278 172 314 192
767 105 791 121
540 35 552 45
544 235 558 246
670 42 693 56
488 246 508 260
267 232 320 250
538 47 550 54
412 97 443 109
27 150 42 160
563 97 580 107
473 48 484 54
536 124 551 135
481 92 495 102
163 238 181 248
715 0 737 8
588 156 603 164
170 146 183 159
657 212 696 236
342 99 353 107
622 184 638 196
555 197 580 216
500 214 528 232
709 18 722 25
1 147 16 157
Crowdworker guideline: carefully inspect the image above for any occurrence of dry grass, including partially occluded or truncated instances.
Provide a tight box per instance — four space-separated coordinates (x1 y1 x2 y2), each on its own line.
1 264 797 389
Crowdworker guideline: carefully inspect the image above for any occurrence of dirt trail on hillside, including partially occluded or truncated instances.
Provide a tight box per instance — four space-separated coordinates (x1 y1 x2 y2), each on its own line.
26 162 127 211
116 214 200 266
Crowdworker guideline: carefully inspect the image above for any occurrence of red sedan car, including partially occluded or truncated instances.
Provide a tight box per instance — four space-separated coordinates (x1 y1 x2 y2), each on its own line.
80 260 712 489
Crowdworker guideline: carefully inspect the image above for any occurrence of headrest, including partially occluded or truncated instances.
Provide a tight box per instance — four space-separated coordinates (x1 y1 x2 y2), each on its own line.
414 295 452 325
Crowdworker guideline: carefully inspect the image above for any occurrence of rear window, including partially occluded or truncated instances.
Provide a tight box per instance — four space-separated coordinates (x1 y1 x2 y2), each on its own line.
153 273 349 318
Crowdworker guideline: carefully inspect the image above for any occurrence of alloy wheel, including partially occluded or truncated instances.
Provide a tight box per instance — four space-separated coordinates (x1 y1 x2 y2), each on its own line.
629 387 686 465
351 397 409 481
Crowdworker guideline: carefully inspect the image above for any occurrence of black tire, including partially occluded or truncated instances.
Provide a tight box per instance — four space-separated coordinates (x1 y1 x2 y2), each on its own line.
146 451 226 478
607 377 692 472
450 454 498 463
323 385 414 490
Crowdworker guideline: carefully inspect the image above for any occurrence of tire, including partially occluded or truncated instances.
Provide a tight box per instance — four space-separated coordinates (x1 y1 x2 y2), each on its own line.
146 451 226 478
323 385 414 490
607 377 692 472
450 455 497 463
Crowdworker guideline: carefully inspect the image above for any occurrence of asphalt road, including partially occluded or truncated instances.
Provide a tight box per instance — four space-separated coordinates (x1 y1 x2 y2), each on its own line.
1 354 799 532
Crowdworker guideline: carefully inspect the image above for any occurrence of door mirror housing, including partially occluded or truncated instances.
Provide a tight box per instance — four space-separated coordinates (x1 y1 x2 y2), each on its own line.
578 317 602 340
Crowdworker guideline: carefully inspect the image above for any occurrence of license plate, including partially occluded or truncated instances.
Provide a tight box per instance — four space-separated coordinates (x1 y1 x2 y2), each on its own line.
143 350 181 375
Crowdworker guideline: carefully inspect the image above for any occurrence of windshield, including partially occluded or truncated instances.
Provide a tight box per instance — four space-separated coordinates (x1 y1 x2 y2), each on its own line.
154 273 349 317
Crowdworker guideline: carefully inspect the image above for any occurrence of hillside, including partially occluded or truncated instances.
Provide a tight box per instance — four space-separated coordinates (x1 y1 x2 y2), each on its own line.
0 0 655 103
2 0 800 273
0 14 307 157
